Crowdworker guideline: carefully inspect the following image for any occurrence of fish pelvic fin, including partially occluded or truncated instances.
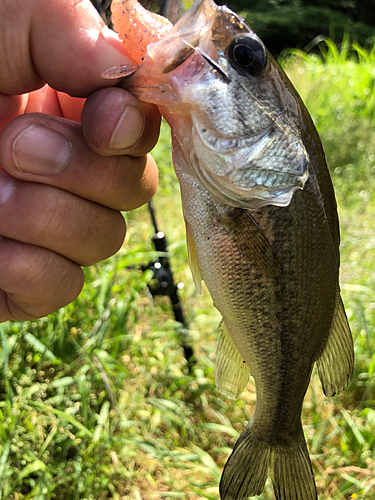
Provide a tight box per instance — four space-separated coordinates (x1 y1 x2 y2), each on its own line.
317 287 354 397
215 320 251 400
185 220 203 294
220 423 317 500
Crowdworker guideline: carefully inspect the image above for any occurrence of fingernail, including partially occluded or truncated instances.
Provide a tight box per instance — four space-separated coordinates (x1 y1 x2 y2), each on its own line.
109 105 145 150
0 168 15 206
100 26 136 65
13 125 72 175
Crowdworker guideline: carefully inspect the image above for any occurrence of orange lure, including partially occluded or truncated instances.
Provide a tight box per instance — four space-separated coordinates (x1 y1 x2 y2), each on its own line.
111 0 172 64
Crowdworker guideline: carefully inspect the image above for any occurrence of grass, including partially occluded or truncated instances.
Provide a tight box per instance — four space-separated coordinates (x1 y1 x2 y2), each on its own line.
1 39 375 499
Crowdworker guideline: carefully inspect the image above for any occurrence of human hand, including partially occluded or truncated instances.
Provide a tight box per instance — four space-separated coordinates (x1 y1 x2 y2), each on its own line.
0 0 161 322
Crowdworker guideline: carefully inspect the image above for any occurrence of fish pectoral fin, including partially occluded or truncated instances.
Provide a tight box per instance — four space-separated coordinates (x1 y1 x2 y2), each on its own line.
218 208 280 276
215 320 251 400
317 287 354 397
242 211 281 274
185 220 203 295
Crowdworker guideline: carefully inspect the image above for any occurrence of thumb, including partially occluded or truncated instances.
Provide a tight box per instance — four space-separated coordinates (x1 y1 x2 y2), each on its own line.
0 0 133 97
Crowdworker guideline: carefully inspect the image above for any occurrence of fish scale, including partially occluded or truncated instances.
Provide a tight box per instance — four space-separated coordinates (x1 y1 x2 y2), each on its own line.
109 0 354 498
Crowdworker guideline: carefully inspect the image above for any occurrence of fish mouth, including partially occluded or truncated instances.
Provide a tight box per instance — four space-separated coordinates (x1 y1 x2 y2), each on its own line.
191 113 310 210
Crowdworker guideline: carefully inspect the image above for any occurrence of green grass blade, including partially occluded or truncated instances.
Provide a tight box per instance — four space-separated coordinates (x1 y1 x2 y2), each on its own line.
28 401 93 437
23 332 60 362
10 460 46 489
92 401 110 443
341 408 365 446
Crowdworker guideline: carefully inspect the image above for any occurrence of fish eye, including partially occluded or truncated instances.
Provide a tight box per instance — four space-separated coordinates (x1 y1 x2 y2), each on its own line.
228 35 267 76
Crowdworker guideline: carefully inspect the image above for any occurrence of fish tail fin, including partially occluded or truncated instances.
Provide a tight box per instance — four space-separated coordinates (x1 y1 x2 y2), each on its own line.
220 422 317 500
269 432 317 500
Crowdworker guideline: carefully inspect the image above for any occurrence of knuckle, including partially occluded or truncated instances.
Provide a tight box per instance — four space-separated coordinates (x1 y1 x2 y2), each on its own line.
79 211 126 266
1 240 84 318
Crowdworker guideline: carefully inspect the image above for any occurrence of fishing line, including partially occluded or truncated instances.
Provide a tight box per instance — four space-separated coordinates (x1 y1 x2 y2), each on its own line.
182 39 303 141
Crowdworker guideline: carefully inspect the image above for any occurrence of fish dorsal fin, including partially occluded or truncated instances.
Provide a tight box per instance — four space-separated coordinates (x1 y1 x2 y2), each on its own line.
215 320 251 400
185 220 203 294
317 287 354 397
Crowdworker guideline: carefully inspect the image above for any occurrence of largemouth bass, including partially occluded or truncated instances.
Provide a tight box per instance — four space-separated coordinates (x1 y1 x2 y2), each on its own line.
108 0 354 498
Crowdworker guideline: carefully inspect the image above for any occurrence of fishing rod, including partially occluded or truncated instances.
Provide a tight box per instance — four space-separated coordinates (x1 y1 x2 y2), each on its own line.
91 0 194 368
144 200 194 369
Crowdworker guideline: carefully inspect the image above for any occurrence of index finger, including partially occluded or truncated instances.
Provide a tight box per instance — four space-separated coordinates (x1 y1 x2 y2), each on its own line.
0 103 160 211
0 0 133 96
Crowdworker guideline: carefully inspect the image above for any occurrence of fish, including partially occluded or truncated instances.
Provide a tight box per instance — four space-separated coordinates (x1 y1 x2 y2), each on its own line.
107 0 354 498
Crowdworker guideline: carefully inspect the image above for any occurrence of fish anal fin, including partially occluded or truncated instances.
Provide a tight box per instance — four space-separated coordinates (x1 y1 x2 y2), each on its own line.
215 320 250 400
185 220 203 295
317 287 354 397
220 423 317 500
